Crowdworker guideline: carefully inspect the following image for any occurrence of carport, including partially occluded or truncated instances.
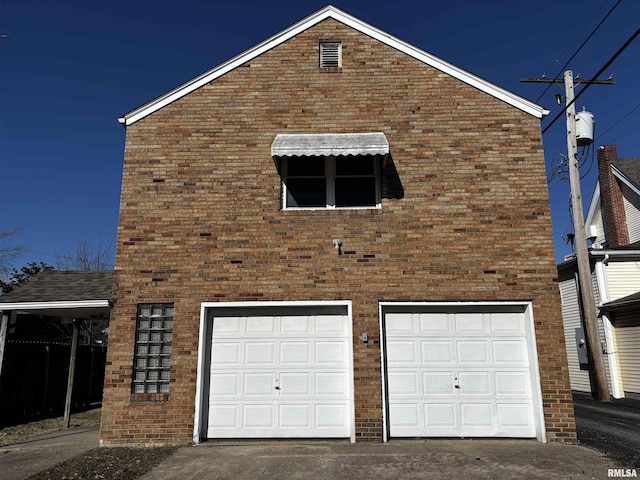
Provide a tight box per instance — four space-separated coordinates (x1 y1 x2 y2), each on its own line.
0 270 113 426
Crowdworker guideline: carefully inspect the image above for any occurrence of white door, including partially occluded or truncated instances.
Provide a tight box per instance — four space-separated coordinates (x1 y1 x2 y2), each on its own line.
207 310 351 438
385 310 536 438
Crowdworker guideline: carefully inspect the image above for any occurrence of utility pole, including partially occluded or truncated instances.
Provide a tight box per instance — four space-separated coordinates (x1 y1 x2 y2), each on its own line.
563 70 609 401
521 71 613 401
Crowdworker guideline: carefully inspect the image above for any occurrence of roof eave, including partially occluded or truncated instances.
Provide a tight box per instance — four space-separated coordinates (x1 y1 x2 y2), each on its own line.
119 5 547 127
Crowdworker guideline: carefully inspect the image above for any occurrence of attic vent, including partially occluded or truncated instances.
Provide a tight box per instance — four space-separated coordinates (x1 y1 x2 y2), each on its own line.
320 41 342 68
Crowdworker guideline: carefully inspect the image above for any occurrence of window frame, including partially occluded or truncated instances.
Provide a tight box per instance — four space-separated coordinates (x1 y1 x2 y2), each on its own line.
282 155 381 210
131 303 174 394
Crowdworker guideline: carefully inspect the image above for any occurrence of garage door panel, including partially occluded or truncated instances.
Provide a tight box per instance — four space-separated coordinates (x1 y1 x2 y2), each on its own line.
279 405 310 428
316 341 347 364
385 309 537 439
281 316 312 334
423 372 454 395
455 314 486 333
211 343 240 365
280 373 310 396
280 342 310 365
213 316 243 334
245 342 276 365
490 313 525 334
317 404 348 427
208 310 351 439
388 372 419 395
421 341 453 363
211 373 239 396
493 341 527 364
315 372 347 396
385 313 415 334
209 405 238 428
246 316 277 334
460 403 493 426
419 313 451 333
390 403 419 427
387 341 417 364
495 372 529 395
459 371 492 395
457 341 489 363
244 405 275 428
497 404 533 428
244 373 276 396
316 315 348 335
425 404 456 427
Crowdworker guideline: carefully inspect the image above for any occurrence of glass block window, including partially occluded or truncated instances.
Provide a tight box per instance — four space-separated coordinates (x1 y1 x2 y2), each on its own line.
132 303 173 394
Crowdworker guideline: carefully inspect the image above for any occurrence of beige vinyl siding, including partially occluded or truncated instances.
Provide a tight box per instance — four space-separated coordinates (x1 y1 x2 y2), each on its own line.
622 183 640 244
559 274 591 392
612 310 640 394
606 262 640 301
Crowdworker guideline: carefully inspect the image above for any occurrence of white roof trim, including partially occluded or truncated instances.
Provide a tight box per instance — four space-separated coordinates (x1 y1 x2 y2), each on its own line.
272 132 389 157
0 300 111 311
119 5 548 126
612 165 640 197
585 180 601 235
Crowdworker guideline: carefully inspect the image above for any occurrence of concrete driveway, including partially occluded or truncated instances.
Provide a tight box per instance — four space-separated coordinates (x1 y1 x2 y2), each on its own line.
0 425 99 480
139 439 618 480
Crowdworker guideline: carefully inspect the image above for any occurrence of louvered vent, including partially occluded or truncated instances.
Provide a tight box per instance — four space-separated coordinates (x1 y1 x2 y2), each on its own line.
319 41 341 68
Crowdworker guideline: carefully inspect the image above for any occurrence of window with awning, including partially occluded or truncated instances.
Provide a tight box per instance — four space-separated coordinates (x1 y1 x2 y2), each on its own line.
272 133 389 209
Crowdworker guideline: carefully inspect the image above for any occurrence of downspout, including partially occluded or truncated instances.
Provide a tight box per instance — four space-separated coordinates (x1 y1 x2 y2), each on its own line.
594 256 624 398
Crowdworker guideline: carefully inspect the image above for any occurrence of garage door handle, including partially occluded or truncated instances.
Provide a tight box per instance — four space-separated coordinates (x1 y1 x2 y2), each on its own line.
274 386 281 390
454 384 460 389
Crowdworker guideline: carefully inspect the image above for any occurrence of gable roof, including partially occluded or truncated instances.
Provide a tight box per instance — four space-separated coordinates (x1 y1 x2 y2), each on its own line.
119 5 548 127
585 157 640 232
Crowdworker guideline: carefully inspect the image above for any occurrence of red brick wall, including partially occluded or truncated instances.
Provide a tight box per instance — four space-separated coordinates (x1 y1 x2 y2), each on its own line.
597 144 629 247
100 18 575 445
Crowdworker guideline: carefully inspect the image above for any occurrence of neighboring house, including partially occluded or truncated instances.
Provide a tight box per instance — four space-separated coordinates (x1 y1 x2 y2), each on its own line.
0 270 113 422
101 5 575 446
559 144 640 399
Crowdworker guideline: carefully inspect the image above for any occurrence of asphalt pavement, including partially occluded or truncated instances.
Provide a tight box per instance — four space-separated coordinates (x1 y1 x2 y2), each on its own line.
573 391 640 465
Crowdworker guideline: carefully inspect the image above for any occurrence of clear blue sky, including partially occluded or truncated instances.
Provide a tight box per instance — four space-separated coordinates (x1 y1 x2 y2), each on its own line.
2 0 639 271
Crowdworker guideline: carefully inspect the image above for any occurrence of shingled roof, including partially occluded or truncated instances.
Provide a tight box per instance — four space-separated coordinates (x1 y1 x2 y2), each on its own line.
612 158 640 188
0 270 113 319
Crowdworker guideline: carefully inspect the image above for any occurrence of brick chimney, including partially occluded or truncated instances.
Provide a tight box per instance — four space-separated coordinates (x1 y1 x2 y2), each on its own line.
597 144 629 247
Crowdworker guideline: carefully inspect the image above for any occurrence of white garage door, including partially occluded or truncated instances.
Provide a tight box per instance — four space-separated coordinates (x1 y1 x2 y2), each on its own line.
207 309 351 438
384 310 537 438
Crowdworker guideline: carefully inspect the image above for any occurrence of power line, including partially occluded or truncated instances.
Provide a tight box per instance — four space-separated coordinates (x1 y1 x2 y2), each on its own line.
534 0 623 103
598 103 640 140
541 27 640 135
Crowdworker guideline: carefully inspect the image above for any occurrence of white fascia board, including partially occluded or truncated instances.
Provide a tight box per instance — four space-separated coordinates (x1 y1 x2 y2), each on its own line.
612 165 640 197
0 300 111 311
120 5 547 126
585 180 601 234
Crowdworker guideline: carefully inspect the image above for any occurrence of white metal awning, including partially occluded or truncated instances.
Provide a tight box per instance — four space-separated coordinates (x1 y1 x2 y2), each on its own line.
271 133 389 157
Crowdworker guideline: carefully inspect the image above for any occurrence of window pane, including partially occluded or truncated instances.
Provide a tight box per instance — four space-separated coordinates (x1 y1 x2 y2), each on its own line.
286 157 325 176
336 157 374 176
286 178 326 207
335 177 376 207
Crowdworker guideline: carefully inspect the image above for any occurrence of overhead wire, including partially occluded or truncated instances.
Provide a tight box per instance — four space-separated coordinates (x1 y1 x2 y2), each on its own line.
534 0 623 103
542 26 640 135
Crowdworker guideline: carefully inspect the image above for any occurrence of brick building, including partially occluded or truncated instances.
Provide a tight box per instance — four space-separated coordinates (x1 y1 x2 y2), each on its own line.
101 5 575 446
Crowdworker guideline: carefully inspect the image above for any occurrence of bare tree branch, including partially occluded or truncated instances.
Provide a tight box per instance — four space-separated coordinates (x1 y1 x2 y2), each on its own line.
55 239 115 271
0 227 28 278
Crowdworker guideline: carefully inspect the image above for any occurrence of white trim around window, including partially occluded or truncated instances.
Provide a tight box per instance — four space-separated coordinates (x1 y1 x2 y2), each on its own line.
281 155 382 210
